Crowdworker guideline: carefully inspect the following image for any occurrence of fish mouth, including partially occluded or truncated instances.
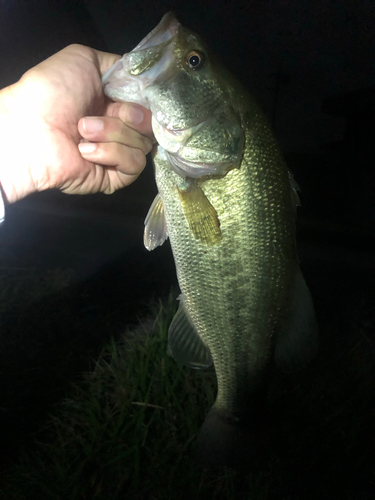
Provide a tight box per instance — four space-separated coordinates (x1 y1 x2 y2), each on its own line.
132 12 180 51
102 13 180 106
102 13 208 131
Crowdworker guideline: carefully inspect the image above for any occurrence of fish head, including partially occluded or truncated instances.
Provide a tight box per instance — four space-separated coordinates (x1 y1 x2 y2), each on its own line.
102 13 244 178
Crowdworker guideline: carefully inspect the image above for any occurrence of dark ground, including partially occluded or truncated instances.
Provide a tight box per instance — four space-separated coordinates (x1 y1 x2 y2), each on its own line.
1 223 375 499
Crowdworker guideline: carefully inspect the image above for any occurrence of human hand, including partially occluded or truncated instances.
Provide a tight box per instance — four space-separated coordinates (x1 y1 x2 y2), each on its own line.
0 44 154 204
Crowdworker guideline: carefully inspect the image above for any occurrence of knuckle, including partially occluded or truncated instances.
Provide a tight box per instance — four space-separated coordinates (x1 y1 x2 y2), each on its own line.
120 121 131 137
132 148 146 169
141 138 153 155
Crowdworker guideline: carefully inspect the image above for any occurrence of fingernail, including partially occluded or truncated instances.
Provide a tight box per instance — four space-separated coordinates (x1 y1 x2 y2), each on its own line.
78 142 97 154
128 105 144 125
82 118 103 133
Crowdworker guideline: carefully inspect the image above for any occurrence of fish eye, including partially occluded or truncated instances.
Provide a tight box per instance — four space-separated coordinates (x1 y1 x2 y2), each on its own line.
186 51 205 70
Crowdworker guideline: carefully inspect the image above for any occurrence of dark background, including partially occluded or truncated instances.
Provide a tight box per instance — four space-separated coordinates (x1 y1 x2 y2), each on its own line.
0 0 375 495
1 0 374 271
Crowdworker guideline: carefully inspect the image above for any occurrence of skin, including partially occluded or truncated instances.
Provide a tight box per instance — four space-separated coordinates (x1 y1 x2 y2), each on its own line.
0 44 154 204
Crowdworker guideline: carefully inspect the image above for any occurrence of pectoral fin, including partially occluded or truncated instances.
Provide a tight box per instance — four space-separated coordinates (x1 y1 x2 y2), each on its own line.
168 295 213 369
274 271 319 372
177 179 221 245
144 193 168 251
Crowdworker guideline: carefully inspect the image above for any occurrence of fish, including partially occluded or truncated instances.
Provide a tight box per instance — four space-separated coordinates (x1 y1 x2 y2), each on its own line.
102 13 318 469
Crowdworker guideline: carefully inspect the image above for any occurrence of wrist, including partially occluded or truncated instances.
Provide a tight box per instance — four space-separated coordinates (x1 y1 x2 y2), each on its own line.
0 84 37 204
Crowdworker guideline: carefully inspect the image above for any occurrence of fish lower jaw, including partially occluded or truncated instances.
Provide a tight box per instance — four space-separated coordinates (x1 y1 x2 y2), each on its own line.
103 75 151 109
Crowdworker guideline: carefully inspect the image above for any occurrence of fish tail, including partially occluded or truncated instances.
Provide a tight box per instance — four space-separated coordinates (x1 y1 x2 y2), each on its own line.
194 405 270 471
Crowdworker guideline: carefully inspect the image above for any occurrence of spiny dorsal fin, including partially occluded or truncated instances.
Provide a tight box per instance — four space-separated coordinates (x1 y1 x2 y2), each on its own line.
177 179 221 245
288 169 301 212
144 193 169 251
168 295 213 369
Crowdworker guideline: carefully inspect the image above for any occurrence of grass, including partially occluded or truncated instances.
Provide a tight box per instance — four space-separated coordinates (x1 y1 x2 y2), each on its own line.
0 294 248 500
0 262 375 499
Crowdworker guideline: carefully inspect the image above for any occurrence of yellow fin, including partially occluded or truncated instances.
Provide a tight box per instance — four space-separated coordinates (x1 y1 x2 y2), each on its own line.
177 180 221 245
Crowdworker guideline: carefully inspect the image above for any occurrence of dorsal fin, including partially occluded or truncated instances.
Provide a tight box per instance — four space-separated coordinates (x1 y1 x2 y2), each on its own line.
288 169 301 212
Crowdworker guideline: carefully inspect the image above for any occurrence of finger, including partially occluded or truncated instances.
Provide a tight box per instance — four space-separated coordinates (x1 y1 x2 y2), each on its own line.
78 140 147 176
94 50 122 76
78 116 154 156
103 168 142 192
105 102 154 140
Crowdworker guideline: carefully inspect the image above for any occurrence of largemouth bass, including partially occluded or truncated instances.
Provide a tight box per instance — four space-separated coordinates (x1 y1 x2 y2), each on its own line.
102 13 318 469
